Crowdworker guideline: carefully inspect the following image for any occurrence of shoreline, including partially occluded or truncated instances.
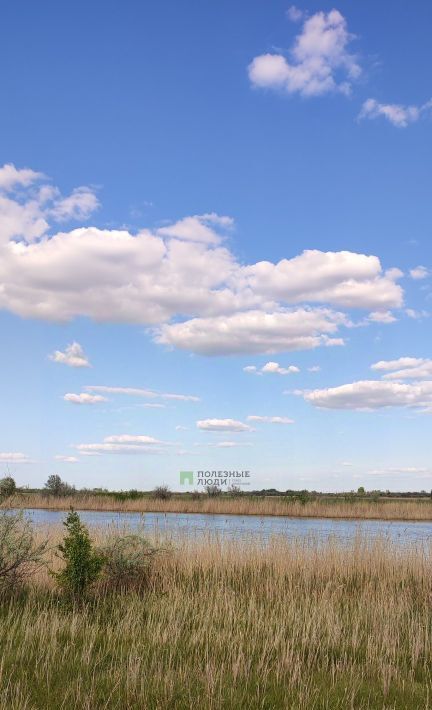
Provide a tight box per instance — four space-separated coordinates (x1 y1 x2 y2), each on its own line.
11 497 432 523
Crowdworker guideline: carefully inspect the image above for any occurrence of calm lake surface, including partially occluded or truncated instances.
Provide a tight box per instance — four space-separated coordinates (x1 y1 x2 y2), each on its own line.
22 508 432 546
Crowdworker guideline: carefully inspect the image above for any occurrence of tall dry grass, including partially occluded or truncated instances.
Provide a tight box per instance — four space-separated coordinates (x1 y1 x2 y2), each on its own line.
0 529 431 708
13 491 432 521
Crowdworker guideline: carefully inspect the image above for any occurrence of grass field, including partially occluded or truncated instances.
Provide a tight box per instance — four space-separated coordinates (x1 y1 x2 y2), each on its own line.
0 529 431 708
14 491 432 521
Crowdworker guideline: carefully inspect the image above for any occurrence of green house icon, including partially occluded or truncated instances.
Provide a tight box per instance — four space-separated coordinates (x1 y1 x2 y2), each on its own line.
180 471 194 485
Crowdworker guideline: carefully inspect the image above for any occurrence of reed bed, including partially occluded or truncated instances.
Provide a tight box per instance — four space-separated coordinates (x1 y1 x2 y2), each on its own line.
14 491 432 521
1 529 432 708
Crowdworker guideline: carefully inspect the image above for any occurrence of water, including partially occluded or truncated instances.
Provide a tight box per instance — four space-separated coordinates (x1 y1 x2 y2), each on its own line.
21 508 432 546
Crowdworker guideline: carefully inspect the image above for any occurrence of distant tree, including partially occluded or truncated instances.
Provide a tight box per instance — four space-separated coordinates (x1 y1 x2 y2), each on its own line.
0 476 17 502
206 485 222 497
44 474 74 497
152 485 172 501
357 486 365 495
228 485 243 497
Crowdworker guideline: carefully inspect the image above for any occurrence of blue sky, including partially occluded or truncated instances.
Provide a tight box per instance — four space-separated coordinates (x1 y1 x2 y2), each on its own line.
1 1 431 491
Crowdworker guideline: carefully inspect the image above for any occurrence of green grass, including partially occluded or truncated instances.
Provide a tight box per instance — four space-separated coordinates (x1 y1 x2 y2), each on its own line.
0 535 431 708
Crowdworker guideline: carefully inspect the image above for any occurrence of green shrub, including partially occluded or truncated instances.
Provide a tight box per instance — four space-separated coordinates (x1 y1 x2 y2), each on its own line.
0 511 47 598
98 534 161 592
0 476 17 502
52 511 103 601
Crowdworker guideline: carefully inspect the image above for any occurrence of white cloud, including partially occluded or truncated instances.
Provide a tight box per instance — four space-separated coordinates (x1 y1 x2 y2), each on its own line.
0 166 404 357
368 310 397 324
308 365 321 372
262 361 300 375
371 357 432 381
0 452 30 463
73 433 166 455
85 385 199 402
197 418 253 432
49 342 91 368
64 393 108 405
158 308 347 356
54 455 79 463
359 98 432 128
156 213 233 245
405 308 429 320
104 434 163 445
0 163 43 191
301 380 432 410
75 443 163 454
175 425 188 431
287 5 304 22
247 415 295 424
244 361 300 375
194 441 252 448
240 251 403 310
50 186 99 221
410 266 429 280
248 9 360 97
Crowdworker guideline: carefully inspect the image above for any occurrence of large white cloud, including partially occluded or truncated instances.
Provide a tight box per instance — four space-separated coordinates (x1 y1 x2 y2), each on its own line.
157 309 346 355
0 165 404 355
248 9 360 97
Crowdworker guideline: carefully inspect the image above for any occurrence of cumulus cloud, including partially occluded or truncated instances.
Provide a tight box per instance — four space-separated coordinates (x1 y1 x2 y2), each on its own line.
248 9 360 97
371 357 432 381
0 452 30 463
197 418 252 432
49 342 91 368
0 166 404 356
156 213 233 245
0 163 44 191
410 266 429 280
299 355 432 412
359 98 432 127
64 393 108 405
157 309 347 356
367 310 397 324
301 380 432 410
247 415 295 424
244 361 300 375
54 455 79 463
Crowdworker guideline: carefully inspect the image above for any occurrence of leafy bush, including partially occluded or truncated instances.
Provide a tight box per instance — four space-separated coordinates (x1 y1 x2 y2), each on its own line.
206 485 222 497
0 511 47 598
44 474 75 497
51 511 103 601
98 534 161 592
0 476 17 502
152 485 172 500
